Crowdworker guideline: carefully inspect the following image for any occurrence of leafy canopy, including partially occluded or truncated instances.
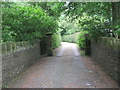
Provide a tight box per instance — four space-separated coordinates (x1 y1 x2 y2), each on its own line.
2 2 59 42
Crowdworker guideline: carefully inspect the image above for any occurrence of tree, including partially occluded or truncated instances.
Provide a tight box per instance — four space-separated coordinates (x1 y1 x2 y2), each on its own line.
58 16 80 35
63 2 120 39
29 2 66 19
2 2 58 42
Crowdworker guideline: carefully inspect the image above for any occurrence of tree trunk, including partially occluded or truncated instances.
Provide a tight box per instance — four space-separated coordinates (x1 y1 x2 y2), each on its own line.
112 2 119 27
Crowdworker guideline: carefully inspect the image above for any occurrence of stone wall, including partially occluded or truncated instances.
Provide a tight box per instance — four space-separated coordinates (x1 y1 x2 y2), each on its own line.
91 38 120 83
2 43 41 85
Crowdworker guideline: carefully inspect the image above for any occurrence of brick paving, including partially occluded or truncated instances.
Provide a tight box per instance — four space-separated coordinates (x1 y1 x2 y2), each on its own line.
7 42 118 88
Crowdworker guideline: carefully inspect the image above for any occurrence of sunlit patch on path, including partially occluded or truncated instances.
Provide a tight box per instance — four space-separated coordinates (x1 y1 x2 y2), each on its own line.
56 42 66 57
56 42 80 57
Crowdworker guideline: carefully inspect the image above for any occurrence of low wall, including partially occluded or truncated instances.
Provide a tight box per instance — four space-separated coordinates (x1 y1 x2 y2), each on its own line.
2 43 41 85
91 37 120 83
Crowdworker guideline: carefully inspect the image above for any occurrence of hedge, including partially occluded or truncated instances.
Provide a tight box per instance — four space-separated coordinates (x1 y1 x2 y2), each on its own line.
52 33 62 49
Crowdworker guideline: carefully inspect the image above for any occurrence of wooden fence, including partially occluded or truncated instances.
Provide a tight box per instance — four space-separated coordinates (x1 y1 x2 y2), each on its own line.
0 41 39 54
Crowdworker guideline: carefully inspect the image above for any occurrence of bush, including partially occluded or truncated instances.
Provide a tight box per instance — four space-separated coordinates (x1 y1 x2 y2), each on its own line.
2 3 58 42
52 33 62 49
114 29 120 38
77 31 88 50
62 33 79 43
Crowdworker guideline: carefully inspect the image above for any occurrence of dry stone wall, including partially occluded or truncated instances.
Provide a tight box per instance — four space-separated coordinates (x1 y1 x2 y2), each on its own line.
91 38 120 83
2 43 41 85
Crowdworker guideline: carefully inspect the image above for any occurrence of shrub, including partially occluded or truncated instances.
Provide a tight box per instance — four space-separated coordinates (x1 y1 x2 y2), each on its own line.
2 3 58 42
77 31 88 50
62 33 79 43
52 33 62 49
114 29 120 38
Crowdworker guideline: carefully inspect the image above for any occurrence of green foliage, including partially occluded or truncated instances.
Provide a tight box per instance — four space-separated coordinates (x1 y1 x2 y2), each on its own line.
59 16 80 35
2 2 58 42
62 33 79 43
52 33 62 49
77 31 88 49
29 2 65 19
76 13 105 39
2 25 16 42
63 2 118 39
114 29 120 38
2 2 119 51
65 2 112 21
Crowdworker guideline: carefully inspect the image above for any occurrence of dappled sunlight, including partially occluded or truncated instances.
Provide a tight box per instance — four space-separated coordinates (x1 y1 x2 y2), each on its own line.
57 42 80 56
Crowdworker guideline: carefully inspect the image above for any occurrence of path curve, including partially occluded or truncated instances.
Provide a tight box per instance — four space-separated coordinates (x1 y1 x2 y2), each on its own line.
7 42 118 88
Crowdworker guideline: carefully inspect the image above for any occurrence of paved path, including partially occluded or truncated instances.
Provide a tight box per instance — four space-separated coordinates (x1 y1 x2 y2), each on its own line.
7 42 118 88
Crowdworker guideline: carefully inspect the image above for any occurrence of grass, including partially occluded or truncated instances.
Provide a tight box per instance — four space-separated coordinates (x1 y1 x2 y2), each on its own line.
80 50 85 56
